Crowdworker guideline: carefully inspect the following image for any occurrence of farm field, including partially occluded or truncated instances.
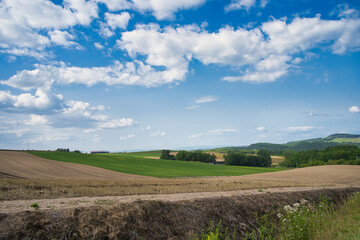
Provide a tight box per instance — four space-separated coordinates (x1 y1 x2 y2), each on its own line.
0 150 152 180
29 151 283 178
1 150 360 239
271 155 285 165
1 151 359 202
122 150 163 158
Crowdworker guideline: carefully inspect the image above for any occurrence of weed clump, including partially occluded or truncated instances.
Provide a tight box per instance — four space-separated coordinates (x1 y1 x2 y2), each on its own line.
30 203 39 209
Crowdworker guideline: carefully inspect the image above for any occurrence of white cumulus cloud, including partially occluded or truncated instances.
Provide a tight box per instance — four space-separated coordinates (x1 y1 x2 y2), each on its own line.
0 88 63 111
349 106 360 113
24 114 48 125
118 15 360 84
94 42 104 50
0 0 98 57
132 0 207 20
48 30 79 48
95 0 131 11
105 12 131 30
1 60 185 89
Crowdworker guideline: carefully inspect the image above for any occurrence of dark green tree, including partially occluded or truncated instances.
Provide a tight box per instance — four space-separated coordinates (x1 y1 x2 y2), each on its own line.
160 150 175 160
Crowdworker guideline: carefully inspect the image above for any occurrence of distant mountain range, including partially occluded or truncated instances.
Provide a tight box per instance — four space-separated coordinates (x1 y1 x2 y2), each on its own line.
211 134 360 152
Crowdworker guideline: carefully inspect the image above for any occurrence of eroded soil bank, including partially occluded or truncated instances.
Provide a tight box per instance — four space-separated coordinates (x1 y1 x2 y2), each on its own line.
0 187 359 240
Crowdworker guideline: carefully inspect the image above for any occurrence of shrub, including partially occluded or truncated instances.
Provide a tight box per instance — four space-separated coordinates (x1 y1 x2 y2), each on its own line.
30 203 39 209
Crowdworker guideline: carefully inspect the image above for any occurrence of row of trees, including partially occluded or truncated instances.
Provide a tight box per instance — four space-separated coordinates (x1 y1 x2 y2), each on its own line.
56 148 81 153
56 148 70 152
161 149 272 167
281 145 360 168
224 150 272 167
160 150 217 163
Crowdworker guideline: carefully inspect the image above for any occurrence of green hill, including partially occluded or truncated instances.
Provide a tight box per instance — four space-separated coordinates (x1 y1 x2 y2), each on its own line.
211 134 360 153
30 151 282 178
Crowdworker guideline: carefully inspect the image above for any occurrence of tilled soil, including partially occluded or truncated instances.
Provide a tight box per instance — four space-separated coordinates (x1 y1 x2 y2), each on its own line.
0 151 153 180
0 187 358 240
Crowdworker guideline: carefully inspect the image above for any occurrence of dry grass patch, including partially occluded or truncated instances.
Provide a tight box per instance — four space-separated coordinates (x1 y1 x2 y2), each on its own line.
271 156 285 165
0 177 318 201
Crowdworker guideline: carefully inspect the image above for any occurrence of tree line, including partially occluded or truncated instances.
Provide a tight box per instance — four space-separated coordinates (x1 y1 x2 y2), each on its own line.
160 149 272 167
280 145 360 168
160 150 217 164
224 149 272 167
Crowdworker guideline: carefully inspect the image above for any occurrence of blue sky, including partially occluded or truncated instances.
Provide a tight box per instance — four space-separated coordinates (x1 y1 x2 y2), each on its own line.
0 0 359 152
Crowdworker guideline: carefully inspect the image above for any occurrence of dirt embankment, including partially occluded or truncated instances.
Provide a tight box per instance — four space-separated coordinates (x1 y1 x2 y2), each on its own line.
0 187 358 240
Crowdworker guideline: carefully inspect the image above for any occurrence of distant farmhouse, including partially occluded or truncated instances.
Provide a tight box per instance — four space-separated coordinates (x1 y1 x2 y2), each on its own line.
90 151 110 154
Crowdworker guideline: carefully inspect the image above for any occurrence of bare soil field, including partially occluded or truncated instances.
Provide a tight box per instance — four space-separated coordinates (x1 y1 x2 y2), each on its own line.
1 151 359 203
0 151 152 180
235 165 360 185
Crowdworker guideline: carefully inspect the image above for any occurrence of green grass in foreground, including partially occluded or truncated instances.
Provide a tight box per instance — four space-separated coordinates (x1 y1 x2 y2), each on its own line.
251 192 360 240
30 151 283 178
197 192 360 240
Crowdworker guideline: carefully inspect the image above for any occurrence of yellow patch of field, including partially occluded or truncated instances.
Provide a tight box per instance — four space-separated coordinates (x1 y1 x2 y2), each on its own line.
271 156 285 165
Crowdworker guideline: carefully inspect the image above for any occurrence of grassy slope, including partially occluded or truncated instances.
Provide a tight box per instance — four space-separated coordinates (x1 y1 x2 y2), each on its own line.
30 151 282 178
123 151 163 158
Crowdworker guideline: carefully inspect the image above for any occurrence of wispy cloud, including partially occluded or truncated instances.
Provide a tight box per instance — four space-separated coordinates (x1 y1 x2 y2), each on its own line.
188 129 238 139
304 110 330 117
195 96 218 104
119 134 135 140
188 133 203 139
186 96 217 110
225 0 256 12
208 129 238 136
286 126 315 132
256 126 266 132
150 130 166 136
186 105 199 110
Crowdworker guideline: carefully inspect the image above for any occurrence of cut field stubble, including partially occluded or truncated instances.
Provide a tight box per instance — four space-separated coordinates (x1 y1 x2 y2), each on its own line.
0 178 320 201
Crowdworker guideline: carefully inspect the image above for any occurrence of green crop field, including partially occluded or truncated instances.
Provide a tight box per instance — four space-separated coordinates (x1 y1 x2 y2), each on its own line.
30 151 283 178
122 151 163 158
330 137 360 144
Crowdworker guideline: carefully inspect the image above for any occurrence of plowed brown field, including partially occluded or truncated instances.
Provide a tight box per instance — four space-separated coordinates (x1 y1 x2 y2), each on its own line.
1 150 359 204
235 164 360 185
0 151 152 179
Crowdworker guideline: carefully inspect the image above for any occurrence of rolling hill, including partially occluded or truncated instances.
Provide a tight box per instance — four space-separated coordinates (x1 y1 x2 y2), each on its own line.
211 133 360 153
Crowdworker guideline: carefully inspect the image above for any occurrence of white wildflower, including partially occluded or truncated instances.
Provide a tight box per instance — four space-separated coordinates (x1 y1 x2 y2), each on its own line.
277 213 283 219
300 199 308 205
293 203 300 208
283 205 292 212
